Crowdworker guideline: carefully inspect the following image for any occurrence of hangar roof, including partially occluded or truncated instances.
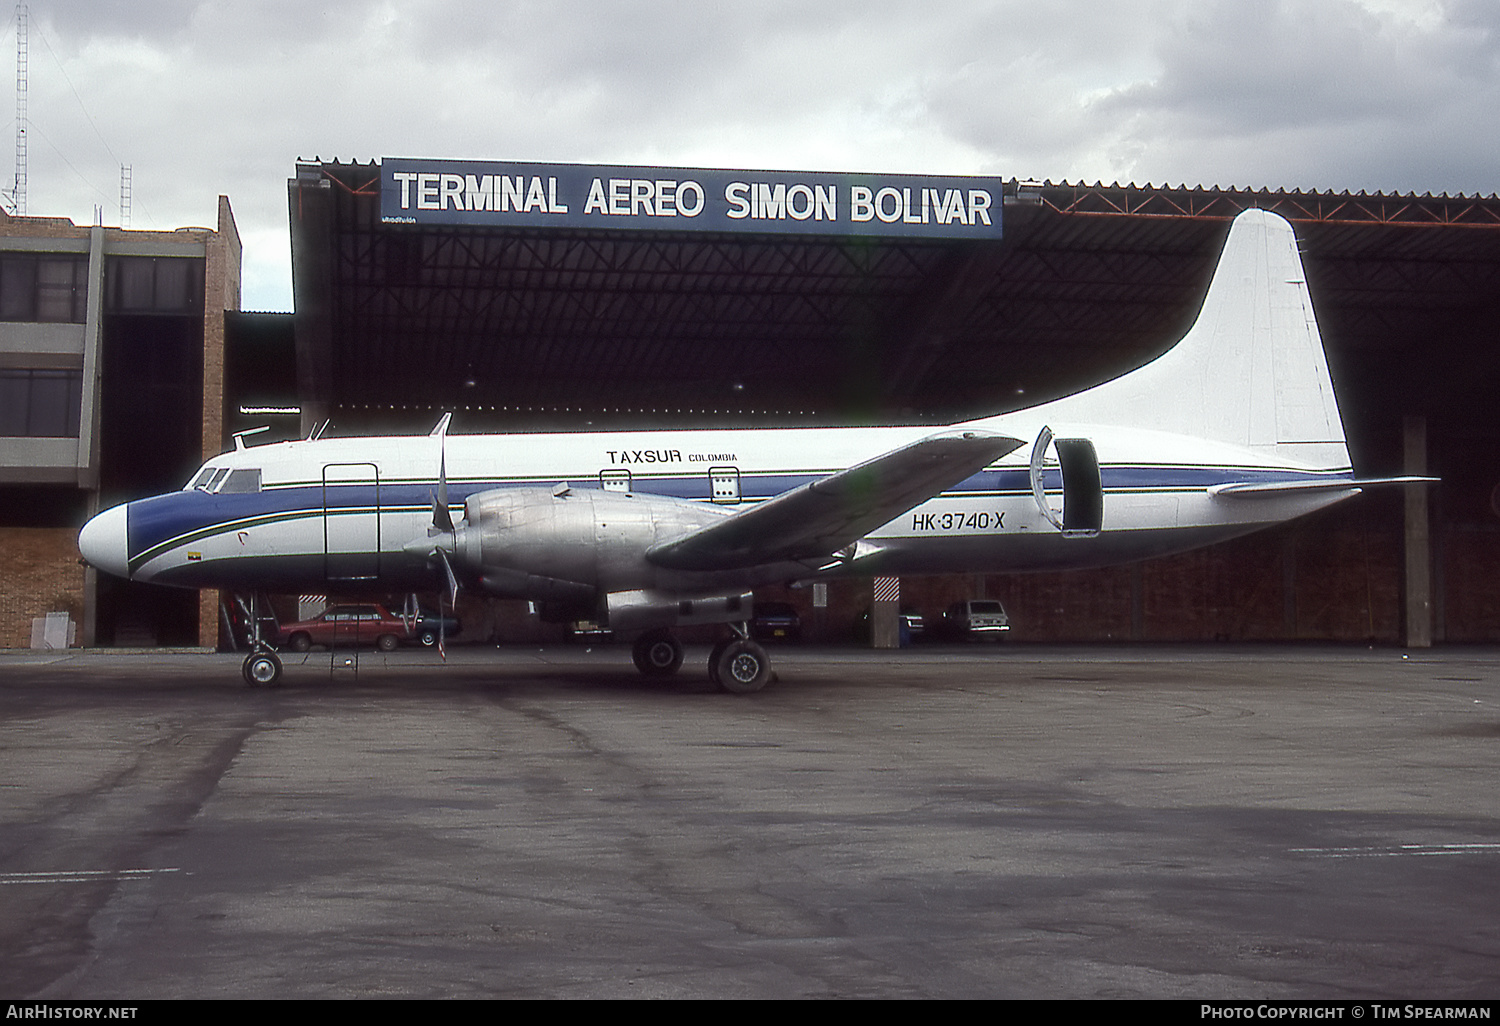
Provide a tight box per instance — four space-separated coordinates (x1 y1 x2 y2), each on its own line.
287 161 1500 479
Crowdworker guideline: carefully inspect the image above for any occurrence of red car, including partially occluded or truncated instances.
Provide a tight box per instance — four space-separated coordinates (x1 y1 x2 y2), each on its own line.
279 603 412 652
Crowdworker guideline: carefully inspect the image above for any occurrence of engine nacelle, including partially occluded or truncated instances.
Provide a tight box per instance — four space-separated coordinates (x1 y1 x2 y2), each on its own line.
454 486 729 596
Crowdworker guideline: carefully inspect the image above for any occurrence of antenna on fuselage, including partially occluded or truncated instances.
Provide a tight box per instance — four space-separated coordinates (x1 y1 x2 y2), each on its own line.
233 426 270 450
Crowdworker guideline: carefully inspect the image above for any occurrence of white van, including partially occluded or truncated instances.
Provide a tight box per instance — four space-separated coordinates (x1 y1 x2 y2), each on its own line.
939 599 1011 639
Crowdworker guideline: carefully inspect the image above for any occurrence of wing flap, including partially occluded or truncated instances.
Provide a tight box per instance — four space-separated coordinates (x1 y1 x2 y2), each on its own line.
647 430 1023 571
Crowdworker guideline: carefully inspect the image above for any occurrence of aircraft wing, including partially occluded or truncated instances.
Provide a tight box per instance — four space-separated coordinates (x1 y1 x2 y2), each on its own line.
646 430 1023 571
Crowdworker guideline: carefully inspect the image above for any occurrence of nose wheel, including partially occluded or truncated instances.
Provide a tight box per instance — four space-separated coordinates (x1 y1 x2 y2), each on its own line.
242 649 283 687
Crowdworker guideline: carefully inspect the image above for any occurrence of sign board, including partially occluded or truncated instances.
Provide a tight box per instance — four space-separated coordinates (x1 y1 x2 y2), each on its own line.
381 158 1002 240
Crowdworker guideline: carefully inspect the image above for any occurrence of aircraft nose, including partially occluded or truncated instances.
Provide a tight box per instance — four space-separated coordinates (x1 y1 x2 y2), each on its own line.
79 503 130 579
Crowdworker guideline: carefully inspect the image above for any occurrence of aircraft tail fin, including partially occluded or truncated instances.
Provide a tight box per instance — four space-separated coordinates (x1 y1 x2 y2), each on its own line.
1027 209 1351 471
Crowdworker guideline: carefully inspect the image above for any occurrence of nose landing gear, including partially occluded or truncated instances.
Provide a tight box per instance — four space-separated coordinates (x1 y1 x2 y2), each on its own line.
242 648 283 687
232 591 283 687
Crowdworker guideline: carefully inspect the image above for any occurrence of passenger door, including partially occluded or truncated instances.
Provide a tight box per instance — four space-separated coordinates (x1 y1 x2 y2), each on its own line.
322 463 381 582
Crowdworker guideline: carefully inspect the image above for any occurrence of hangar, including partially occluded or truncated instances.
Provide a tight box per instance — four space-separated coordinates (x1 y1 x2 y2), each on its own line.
3 157 1496 649
262 159 1499 647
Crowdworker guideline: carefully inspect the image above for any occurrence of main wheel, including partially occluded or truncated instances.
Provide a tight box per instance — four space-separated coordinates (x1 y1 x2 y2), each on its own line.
713 639 771 694
242 650 283 687
706 638 732 686
632 629 684 676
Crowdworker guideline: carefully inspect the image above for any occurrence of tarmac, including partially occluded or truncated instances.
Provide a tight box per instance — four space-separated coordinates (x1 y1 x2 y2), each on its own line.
1 642 1498 999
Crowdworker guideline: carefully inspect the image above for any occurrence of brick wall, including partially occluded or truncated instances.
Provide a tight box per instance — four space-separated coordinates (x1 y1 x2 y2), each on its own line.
0 527 85 648
196 197 242 647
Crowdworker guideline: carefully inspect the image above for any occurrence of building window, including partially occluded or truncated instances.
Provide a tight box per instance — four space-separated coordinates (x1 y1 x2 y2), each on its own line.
0 254 88 323
106 256 204 314
0 368 83 436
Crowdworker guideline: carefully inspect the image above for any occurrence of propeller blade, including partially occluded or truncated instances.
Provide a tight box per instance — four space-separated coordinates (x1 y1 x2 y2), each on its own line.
424 416 459 662
435 546 460 608
431 439 455 535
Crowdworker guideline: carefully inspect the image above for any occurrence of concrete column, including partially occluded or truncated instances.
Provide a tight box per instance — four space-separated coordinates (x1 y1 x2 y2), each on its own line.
1403 415 1432 648
872 577 900 649
79 229 106 647
76 227 106 489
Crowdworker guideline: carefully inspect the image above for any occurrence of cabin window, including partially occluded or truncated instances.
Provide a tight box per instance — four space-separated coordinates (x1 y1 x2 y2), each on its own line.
709 466 741 504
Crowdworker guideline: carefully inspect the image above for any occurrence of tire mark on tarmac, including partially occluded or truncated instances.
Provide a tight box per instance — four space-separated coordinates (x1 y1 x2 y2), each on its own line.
0 688 296 997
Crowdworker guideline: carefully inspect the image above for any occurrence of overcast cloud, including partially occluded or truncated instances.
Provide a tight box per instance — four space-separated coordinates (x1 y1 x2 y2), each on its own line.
3 0 1494 310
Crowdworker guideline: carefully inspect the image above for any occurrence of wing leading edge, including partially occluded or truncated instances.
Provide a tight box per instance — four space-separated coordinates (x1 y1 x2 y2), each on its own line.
646 430 1024 572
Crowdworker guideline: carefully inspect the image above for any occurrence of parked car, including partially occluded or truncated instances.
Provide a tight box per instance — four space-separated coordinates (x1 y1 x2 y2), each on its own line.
751 602 802 642
279 603 411 652
409 605 462 647
933 599 1010 641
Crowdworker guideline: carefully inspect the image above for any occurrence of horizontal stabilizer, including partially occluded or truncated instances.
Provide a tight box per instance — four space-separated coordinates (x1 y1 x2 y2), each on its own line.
647 430 1023 571
1209 476 1438 499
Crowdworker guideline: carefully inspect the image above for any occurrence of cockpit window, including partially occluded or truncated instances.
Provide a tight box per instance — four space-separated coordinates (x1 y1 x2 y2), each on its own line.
218 468 262 494
186 465 263 494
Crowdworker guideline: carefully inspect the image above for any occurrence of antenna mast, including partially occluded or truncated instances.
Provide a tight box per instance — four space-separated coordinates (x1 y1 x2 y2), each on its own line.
120 164 130 227
14 1 26 216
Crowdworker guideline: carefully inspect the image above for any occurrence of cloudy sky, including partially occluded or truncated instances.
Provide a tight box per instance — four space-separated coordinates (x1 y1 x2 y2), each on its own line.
3 0 1495 310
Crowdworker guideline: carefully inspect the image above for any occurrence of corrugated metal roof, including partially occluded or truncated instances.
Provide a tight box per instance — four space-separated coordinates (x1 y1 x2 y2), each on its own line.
287 165 1500 482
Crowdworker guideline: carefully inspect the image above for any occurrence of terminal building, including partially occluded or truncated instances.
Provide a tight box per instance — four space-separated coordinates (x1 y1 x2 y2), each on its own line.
0 198 240 648
3 158 1498 649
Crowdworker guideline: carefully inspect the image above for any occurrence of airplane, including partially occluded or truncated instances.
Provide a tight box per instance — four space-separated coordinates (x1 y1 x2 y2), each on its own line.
78 209 1427 692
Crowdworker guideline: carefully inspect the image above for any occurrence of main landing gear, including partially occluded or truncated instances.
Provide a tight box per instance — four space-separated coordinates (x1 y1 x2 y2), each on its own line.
632 629 685 676
631 625 772 694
